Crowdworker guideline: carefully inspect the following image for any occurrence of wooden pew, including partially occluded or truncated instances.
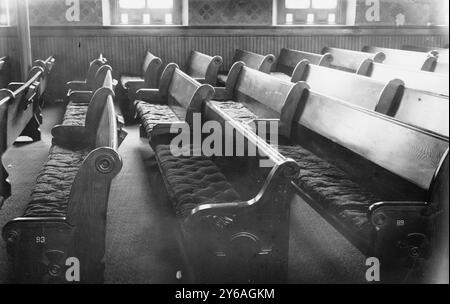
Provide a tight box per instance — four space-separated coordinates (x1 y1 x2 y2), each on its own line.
134 63 215 141
270 48 333 82
67 65 113 104
402 45 449 63
358 59 449 96
321 47 385 73
293 60 403 114
117 51 163 122
204 64 449 276
287 92 449 273
2 69 125 283
149 109 299 283
207 62 309 140
0 65 46 207
296 60 449 137
362 46 437 71
32 55 56 121
217 49 275 86
66 54 108 96
0 56 9 89
185 50 223 86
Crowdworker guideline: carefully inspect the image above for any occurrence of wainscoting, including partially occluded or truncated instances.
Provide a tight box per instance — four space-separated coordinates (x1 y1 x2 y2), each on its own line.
0 25 448 99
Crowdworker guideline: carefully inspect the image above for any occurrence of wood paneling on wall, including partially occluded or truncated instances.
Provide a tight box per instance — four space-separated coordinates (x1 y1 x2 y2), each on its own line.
1 26 449 100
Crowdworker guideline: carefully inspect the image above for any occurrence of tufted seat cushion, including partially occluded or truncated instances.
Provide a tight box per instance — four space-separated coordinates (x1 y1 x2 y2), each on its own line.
62 102 88 126
276 144 380 238
23 145 90 218
120 74 144 89
155 144 241 218
209 100 257 124
135 101 181 137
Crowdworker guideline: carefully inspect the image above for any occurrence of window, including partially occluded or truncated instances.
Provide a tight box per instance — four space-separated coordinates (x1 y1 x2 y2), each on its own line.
112 0 182 25
278 0 345 25
0 0 10 26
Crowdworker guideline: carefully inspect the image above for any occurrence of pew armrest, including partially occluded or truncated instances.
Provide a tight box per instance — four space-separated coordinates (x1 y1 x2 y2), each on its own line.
66 81 88 91
136 88 163 103
212 87 231 101
68 91 93 103
8 82 24 92
51 125 90 148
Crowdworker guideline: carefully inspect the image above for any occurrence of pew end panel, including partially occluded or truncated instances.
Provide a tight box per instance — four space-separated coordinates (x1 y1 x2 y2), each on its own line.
186 51 223 86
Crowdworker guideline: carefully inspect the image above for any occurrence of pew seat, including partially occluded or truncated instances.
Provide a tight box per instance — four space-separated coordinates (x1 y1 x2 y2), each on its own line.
135 102 179 136
154 144 241 218
62 102 88 126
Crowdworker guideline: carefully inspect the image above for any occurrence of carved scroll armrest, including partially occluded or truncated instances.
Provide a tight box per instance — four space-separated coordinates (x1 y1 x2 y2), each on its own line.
212 87 231 101
368 201 430 229
66 80 88 91
68 90 93 103
51 125 91 148
8 82 24 92
187 201 249 231
136 88 163 103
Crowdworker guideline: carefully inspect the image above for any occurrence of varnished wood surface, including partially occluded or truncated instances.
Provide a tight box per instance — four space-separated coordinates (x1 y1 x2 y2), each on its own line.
322 47 385 73
361 61 449 96
274 48 332 76
293 91 449 190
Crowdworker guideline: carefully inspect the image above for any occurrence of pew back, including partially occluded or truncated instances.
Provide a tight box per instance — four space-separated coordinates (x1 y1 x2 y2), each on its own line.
362 46 436 71
359 60 449 96
186 51 223 86
274 48 332 76
321 47 385 73
229 63 309 137
86 56 108 87
232 49 275 73
294 60 402 114
293 91 449 191
142 51 163 87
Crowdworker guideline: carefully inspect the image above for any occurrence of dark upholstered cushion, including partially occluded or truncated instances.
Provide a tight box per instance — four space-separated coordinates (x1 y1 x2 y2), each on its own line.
120 75 144 89
276 144 380 237
63 102 88 126
24 145 90 217
135 101 180 137
155 144 241 218
209 100 257 124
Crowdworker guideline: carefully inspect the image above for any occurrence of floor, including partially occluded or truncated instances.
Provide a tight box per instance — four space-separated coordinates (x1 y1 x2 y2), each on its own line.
0 102 369 284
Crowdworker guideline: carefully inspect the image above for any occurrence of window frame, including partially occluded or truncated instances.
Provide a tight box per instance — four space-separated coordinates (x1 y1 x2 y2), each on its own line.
111 0 182 26
277 0 346 25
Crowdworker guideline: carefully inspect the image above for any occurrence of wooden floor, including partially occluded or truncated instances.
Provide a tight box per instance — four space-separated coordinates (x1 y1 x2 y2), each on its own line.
0 102 371 284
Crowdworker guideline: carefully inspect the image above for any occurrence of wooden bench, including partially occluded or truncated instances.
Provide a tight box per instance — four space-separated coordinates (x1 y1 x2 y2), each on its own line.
293 60 404 114
295 60 449 137
117 51 163 122
66 65 113 105
134 63 215 141
66 54 108 97
207 62 309 140
362 46 437 71
402 45 449 63
321 47 385 73
149 110 299 283
284 91 449 273
358 59 449 97
2 69 126 283
32 55 56 122
270 48 333 82
217 49 275 86
0 56 9 89
185 50 223 86
0 64 46 207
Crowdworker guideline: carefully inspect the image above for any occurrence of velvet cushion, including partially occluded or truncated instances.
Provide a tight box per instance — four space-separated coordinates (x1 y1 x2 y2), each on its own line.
155 144 241 218
63 102 88 126
24 145 90 217
276 144 380 238
135 101 180 137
